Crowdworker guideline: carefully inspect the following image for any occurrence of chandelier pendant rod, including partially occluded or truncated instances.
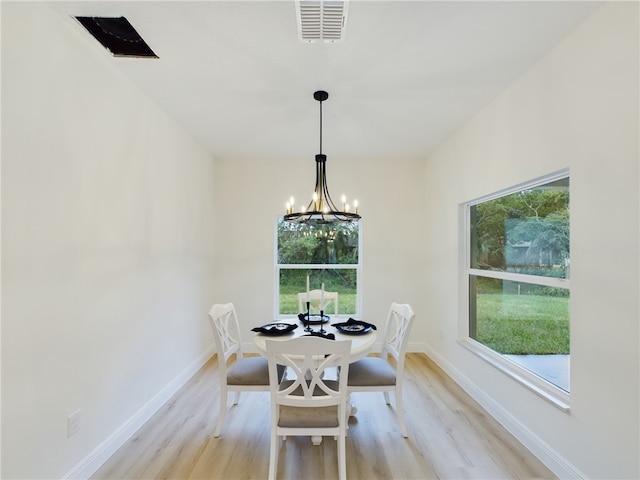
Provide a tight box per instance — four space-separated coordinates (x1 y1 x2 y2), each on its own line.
319 97 323 155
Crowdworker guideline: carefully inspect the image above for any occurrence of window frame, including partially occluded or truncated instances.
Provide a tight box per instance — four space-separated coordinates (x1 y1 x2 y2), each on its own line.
274 217 363 320
458 169 571 411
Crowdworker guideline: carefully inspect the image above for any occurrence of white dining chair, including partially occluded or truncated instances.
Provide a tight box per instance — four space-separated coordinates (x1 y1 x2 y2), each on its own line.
266 336 352 480
297 289 339 314
347 302 415 437
208 303 273 437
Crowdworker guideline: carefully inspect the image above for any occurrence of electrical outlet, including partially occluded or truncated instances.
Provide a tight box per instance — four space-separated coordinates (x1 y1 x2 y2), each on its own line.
67 410 80 438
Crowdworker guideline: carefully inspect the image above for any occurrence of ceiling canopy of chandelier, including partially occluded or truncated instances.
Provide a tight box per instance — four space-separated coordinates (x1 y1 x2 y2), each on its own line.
284 90 361 225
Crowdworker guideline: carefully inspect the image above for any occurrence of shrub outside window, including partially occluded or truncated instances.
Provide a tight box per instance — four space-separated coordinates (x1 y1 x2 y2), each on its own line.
276 219 360 317
467 173 570 395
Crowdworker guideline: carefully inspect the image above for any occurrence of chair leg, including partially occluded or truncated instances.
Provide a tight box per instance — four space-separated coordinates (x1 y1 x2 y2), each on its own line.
232 391 241 405
383 391 391 405
337 432 347 480
214 386 227 437
395 384 408 438
268 432 279 480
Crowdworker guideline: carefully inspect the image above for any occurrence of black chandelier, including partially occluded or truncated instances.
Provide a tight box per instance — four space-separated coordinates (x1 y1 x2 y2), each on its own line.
284 90 361 224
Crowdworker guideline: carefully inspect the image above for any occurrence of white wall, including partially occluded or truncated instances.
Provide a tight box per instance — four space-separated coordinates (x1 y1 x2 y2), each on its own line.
3 2 637 479
423 3 639 478
212 154 427 349
1 3 216 479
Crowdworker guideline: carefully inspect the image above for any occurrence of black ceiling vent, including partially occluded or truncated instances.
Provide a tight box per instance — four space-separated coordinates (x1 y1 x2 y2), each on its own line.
75 16 158 58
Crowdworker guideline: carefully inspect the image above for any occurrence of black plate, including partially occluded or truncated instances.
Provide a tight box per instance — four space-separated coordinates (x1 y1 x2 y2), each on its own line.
333 322 373 335
299 313 330 325
252 323 298 336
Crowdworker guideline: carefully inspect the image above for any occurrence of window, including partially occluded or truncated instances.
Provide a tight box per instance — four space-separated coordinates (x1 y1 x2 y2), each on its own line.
465 172 570 403
275 219 361 317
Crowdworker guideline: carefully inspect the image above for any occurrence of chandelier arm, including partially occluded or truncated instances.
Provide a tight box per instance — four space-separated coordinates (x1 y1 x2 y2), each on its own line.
321 161 340 212
316 157 324 211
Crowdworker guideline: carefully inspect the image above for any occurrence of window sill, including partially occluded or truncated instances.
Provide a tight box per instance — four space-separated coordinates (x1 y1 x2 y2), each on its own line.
459 339 570 412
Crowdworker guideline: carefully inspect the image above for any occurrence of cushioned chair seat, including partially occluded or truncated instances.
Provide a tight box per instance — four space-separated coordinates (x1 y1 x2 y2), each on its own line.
347 357 397 386
278 405 339 428
277 379 341 427
227 357 271 385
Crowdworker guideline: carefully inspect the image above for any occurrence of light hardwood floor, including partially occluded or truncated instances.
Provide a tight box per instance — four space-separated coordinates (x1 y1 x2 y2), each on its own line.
91 353 556 479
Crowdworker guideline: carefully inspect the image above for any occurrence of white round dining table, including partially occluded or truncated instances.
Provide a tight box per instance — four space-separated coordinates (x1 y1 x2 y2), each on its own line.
252 320 376 361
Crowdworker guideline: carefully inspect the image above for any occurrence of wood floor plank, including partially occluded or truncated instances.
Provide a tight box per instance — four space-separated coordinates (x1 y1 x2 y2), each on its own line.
90 353 556 480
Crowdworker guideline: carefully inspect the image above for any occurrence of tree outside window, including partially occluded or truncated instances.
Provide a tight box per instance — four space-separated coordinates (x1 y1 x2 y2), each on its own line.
468 175 570 392
276 219 360 316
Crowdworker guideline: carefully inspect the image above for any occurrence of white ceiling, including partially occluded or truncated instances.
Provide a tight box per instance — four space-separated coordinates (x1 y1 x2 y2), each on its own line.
49 1 601 161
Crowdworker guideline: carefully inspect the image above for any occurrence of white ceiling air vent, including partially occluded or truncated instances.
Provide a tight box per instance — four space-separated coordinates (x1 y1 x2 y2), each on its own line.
295 0 349 43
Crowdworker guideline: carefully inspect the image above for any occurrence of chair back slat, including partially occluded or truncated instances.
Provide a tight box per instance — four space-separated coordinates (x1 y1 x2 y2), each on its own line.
209 303 244 368
297 290 339 315
381 303 415 363
266 337 351 408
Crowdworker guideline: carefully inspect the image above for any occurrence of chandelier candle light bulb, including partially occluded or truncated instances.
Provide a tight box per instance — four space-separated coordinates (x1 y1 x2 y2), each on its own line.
285 196 295 215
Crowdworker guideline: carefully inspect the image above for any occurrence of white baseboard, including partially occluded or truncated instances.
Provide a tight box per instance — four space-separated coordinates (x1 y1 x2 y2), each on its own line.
422 343 586 480
62 345 216 480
